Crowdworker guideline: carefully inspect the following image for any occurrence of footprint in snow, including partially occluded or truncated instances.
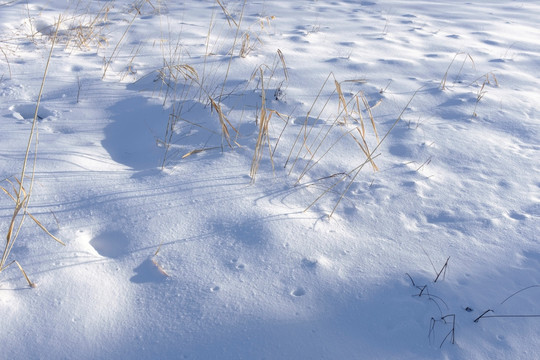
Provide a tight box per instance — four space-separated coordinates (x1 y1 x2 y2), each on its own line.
90 230 130 258
10 104 56 122
507 210 527 221
301 258 318 269
293 116 323 126
229 259 246 271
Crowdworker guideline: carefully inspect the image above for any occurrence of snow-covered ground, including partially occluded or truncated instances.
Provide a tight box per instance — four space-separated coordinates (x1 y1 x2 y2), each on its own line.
1 0 539 358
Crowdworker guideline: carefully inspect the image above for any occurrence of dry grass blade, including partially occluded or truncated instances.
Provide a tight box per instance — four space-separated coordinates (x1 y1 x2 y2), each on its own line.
216 0 238 28
277 49 288 81
489 72 498 86
19 27 58 195
218 0 246 102
287 74 374 188
2 180 61 246
13 260 36 288
335 80 349 124
151 258 170 277
250 68 289 181
0 1 18 7
440 53 459 90
239 32 251 58
355 96 366 137
360 93 379 143
5 201 23 245
144 0 156 10
440 52 475 90
209 96 239 148
182 147 219 159
0 46 12 79
470 72 499 119
285 72 334 171
250 69 271 180
102 2 144 79
172 64 199 82
470 71 499 87
1 17 63 286
342 78 368 84
350 128 378 171
27 213 65 246
0 185 16 203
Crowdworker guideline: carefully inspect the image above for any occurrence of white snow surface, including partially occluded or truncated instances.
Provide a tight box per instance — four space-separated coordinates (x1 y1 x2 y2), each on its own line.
0 0 539 358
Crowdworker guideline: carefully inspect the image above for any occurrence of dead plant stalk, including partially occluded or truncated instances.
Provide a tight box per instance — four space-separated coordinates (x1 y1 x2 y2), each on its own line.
0 17 65 287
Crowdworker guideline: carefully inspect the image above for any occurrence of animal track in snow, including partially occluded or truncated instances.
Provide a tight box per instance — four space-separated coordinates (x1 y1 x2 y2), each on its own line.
507 210 527 221
89 230 130 258
301 258 318 269
10 104 56 121
229 259 246 271
291 287 306 297
293 116 323 126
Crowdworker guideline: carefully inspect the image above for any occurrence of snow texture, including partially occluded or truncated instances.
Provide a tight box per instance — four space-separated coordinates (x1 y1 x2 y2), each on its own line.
0 0 539 359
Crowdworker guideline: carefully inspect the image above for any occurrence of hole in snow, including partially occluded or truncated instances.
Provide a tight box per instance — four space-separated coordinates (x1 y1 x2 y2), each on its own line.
10 104 54 121
90 230 130 258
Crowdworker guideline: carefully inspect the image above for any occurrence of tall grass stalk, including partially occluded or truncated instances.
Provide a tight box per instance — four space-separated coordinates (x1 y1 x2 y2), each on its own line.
218 0 246 103
0 45 12 78
0 17 64 287
102 1 145 79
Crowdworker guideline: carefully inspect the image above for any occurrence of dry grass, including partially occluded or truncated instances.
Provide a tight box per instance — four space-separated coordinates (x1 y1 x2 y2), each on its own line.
250 68 288 182
64 1 112 51
0 43 12 78
308 87 421 217
209 95 240 148
216 0 238 28
440 52 475 90
239 31 258 58
471 72 498 119
157 0 282 167
0 0 454 276
0 17 64 287
285 72 335 175
218 0 246 102
153 13 200 167
284 72 421 217
238 15 275 58
286 73 374 186
102 1 147 79
159 70 199 167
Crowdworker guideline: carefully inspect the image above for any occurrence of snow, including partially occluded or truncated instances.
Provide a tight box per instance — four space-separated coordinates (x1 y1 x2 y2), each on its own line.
0 0 539 358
